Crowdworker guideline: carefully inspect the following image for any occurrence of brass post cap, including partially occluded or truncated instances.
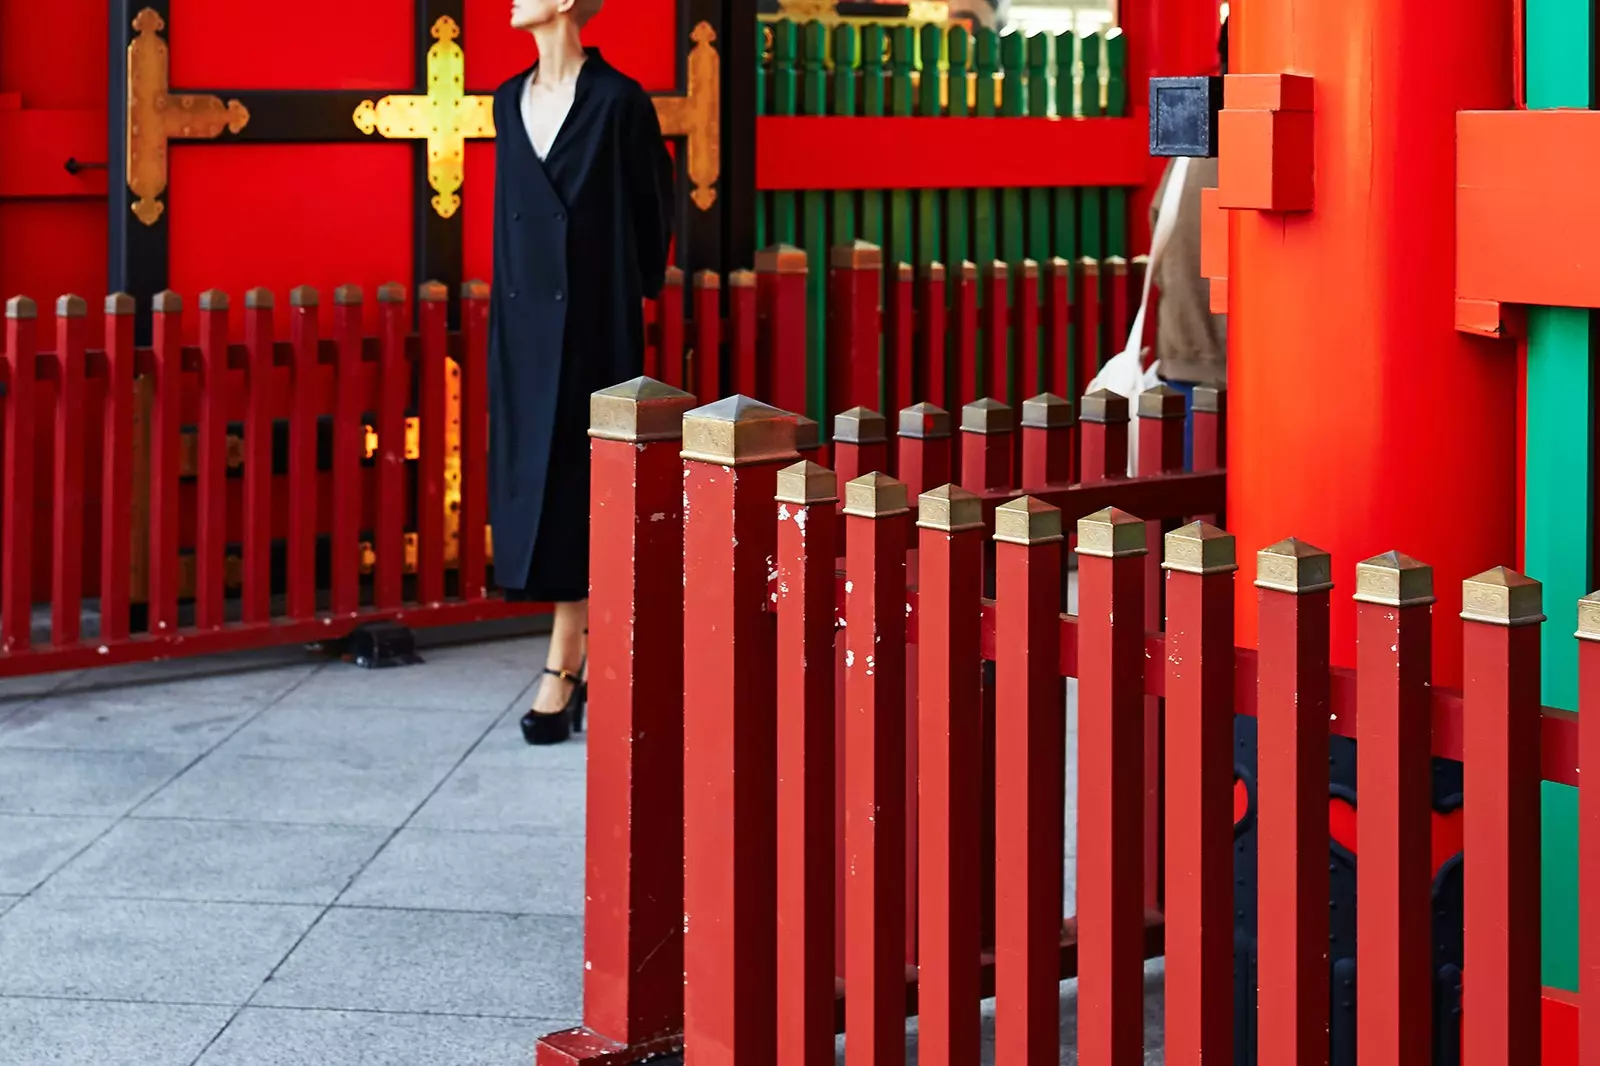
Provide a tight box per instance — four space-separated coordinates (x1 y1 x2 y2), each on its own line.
664 265 685 286
961 397 1014 435
959 260 978 282
917 484 984 532
1021 258 1039 279
1021 393 1073 429
55 294 87 319
1255 538 1334 594
897 263 914 282
694 269 721 289
588 376 696 443
834 406 888 445
1106 254 1129 273
754 243 807 274
775 460 839 506
729 269 755 288
1578 591 1600 641
995 495 1064 545
922 261 947 282
105 293 136 316
334 284 364 306
1162 521 1236 574
198 288 229 311
1461 567 1544 627
4 295 36 320
461 279 490 300
245 287 275 310
1080 389 1130 424
1353 551 1434 607
152 290 183 314
898 402 952 439
376 282 406 303
419 280 449 302
1193 385 1226 414
988 260 1008 281
831 240 882 271
1047 256 1072 277
842 471 909 518
794 415 820 450
681 394 798 466
1078 256 1101 276
289 285 319 308
1138 383 1187 420
1131 253 1151 269
1076 506 1145 557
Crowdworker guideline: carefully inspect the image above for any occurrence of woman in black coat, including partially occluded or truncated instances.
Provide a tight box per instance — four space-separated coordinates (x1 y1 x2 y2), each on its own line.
494 0 674 744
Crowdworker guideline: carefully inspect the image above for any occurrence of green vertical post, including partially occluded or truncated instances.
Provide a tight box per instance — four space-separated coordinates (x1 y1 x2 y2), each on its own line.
889 27 916 270
1526 0 1595 994
1078 30 1105 262
918 25 945 269
1103 30 1129 256
832 24 859 250
860 24 888 252
800 20 829 427
770 21 798 246
755 22 769 252
1052 31 1080 385
944 28 971 273
998 31 1026 268
972 28 999 398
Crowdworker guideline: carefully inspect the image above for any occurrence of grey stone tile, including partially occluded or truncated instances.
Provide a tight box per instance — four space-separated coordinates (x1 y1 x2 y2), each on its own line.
276 659 534 714
0 814 114 893
196 1006 563 1065
419 636 549 672
138 755 453 828
43 819 388 905
341 828 583 915
0 997 231 1066
212 703 500 766
0 895 319 1004
0 895 19 916
53 663 314 705
0 696 258 754
0 749 190 817
463 704 589 769
409 763 585 836
254 907 582 1018
0 670 77 705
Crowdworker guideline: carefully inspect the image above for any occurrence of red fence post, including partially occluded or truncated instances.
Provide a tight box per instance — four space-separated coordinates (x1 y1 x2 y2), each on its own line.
659 267 686 390
1076 507 1148 1066
756 245 809 420
195 290 230 631
1079 389 1129 483
994 496 1065 1066
1015 260 1041 401
100 294 136 643
243 288 277 625
919 263 948 410
1076 258 1103 400
1461 567 1544 1063
888 263 916 417
831 241 883 416
843 471 910 1066
51 295 87 647
916 484 985 1066
775 460 839 1066
375 282 408 610
1354 552 1435 1066
2 296 37 653
1020 393 1072 489
984 262 1009 407
729 270 758 399
681 396 797 1066
959 398 1014 496
1046 258 1072 399
287 286 320 620
955 262 980 406
897 403 952 501
834 407 888 487
459 281 491 600
1192 385 1226 527
1255 538 1333 1066
148 291 182 634
693 270 722 404
331 285 365 617
537 378 696 1066
1162 522 1236 1066
1106 256 1131 357
417 281 449 606
1580 592 1600 1063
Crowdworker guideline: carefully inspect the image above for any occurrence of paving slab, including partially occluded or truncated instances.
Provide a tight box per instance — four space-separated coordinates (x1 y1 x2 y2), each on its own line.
253 906 583 1019
0 694 260 754
41 818 389 905
211 703 502 766
0 895 319 1004
0 996 232 1066
275 659 534 714
52 664 314 706
195 1006 560 1066
137 755 455 827
0 748 191 817
340 827 584 915
0 814 114 894
409 762 585 835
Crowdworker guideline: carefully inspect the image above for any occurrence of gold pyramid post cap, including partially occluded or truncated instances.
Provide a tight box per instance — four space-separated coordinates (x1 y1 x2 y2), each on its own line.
1162 521 1236 575
1578 591 1600 641
1076 506 1145 557
961 397 1014 435
289 285 319 308
694 269 721 290
1021 258 1039 279
794 415 820 450
1193 385 1226 414
151 290 182 314
334 284 364 306
834 406 888 445
105 293 136 316
419 280 449 302
897 263 914 281
664 265 685 286
729 269 755 289
1138 383 1187 420
461 279 490 300
55 294 87 319
917 484 984 532
1106 254 1129 274
995 495 1064 545
1048 256 1072 277
1081 389 1130 424
1079 256 1101 276
1461 567 1544 627
198 288 229 311
775 460 839 506
245 287 274 310
1131 253 1151 269
376 281 406 304
755 243 807 275
682 394 798 466
1021 393 1073 429
588 376 697 443
842 471 909 518
899 402 951 439
988 259 1009 280
1255 538 1334 594
5 295 36 320
922 261 947 282
1353 551 1435 607
832 240 882 271
959 260 978 281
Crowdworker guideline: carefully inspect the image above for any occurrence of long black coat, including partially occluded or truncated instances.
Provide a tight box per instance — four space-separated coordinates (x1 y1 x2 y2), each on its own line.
488 50 674 600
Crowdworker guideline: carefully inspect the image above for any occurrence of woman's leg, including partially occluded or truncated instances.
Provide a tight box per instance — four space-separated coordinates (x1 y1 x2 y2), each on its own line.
530 599 589 714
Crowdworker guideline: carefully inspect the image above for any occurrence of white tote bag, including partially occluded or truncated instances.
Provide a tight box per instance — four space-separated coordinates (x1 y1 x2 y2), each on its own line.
1085 155 1190 477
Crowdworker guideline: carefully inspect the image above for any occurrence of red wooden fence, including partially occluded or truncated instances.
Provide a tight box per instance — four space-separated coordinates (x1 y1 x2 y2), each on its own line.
538 378 1590 1066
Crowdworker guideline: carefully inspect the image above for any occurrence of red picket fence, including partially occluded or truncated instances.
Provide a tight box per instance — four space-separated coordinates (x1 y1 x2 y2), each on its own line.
538 378 1590 1066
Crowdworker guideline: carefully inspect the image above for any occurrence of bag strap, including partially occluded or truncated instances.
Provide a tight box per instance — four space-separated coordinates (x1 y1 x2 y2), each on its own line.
1119 156 1191 365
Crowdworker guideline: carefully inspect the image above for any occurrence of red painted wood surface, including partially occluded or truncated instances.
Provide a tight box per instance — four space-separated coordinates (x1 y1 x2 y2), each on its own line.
918 266 948 410
2 301 38 652
1045 259 1072 401
1581 632 1600 1064
955 264 980 407
459 284 491 601
1016 264 1041 402
758 254 808 419
729 272 758 399
330 287 365 617
984 264 1009 408
888 264 916 424
194 293 228 631
242 290 276 624
1020 411 1072 489
417 284 449 606
993 501 1065 1066
284 288 320 619
693 271 721 404
658 269 686 391
147 296 181 633
1076 260 1103 400
49 298 85 647
1079 401 1129 485
374 286 408 610
959 405 1014 496
897 408 951 502
99 296 134 642
831 250 883 416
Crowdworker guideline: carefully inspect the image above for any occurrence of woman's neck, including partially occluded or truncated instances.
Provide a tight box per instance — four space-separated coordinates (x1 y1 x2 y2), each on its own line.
531 21 586 84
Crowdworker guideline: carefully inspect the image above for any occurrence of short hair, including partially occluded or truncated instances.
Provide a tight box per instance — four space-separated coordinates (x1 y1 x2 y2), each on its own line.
574 0 603 25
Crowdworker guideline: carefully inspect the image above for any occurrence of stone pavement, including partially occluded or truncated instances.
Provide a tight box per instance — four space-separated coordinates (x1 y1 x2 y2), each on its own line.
0 626 1166 1065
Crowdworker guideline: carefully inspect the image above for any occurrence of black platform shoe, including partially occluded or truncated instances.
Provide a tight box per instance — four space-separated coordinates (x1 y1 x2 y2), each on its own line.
520 667 584 746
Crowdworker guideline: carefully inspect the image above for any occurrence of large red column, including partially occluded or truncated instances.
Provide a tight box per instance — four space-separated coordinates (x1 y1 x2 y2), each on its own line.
1226 0 1517 684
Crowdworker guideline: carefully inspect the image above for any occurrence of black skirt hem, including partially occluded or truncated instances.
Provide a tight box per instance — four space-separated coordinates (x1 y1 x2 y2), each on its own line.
503 585 588 604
